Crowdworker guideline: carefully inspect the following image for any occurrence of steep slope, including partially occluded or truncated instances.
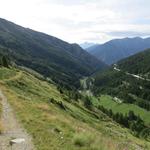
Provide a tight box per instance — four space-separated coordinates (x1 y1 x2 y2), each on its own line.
0 67 149 150
87 37 150 65
0 18 106 88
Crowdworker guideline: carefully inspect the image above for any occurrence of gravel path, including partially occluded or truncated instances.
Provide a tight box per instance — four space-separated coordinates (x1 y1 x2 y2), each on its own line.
0 90 35 150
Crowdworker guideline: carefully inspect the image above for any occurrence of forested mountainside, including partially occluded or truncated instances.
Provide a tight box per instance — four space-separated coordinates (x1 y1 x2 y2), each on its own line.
87 37 150 65
118 48 150 78
91 49 150 139
94 48 150 110
0 18 106 89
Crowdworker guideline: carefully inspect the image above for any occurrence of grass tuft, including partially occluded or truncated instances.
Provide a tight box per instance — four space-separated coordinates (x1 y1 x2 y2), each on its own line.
74 133 94 147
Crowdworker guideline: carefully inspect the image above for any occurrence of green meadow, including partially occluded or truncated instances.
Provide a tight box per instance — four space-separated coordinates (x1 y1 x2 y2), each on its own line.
97 95 150 125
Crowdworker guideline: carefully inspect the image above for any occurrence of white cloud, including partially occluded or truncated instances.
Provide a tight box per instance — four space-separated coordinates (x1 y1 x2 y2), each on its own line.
0 0 150 43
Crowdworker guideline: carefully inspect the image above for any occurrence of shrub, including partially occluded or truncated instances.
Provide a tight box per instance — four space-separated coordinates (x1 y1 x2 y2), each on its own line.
73 133 94 147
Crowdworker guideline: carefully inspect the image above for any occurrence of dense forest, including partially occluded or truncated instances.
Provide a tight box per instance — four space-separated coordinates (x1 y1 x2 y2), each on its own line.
118 48 150 78
93 49 150 111
91 49 150 139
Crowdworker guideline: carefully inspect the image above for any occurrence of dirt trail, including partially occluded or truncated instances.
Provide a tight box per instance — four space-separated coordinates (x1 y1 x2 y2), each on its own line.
0 90 35 150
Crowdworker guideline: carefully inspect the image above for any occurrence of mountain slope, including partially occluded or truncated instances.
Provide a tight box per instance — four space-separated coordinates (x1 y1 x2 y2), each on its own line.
0 66 149 150
87 37 150 65
94 48 150 104
0 18 106 88
118 48 150 78
93 49 150 125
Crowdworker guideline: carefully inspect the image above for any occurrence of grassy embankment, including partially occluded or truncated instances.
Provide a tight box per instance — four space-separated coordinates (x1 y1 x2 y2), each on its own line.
0 67 150 150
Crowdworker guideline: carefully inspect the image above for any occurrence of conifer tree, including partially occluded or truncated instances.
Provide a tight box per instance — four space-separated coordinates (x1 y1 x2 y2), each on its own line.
2 56 9 68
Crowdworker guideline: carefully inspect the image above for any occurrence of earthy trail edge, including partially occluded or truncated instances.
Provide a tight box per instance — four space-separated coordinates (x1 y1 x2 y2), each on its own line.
0 90 35 150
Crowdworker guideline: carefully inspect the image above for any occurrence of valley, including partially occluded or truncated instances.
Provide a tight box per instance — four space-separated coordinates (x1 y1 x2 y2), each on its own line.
0 18 150 150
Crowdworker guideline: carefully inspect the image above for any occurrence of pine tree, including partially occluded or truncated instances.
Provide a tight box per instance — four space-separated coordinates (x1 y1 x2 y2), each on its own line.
2 56 9 68
84 96 92 110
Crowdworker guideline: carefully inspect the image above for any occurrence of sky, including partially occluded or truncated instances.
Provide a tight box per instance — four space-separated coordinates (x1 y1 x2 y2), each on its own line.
0 0 150 44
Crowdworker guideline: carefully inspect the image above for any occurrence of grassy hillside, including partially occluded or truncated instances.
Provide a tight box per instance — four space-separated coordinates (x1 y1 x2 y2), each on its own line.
0 67 150 150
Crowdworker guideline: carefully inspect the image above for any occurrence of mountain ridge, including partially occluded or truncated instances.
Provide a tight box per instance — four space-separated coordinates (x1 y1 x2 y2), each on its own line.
87 37 150 65
0 18 106 88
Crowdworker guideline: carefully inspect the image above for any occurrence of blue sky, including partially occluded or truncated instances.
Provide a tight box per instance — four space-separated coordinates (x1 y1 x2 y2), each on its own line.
0 0 150 43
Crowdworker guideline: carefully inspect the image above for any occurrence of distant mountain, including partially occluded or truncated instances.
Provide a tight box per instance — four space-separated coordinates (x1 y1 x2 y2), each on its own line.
0 18 107 88
87 37 150 65
79 42 97 49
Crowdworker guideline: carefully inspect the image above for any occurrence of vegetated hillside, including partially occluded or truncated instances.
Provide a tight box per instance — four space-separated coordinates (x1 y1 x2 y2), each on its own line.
92 50 150 139
118 48 150 78
93 48 150 111
0 18 106 89
0 66 150 150
87 37 150 65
